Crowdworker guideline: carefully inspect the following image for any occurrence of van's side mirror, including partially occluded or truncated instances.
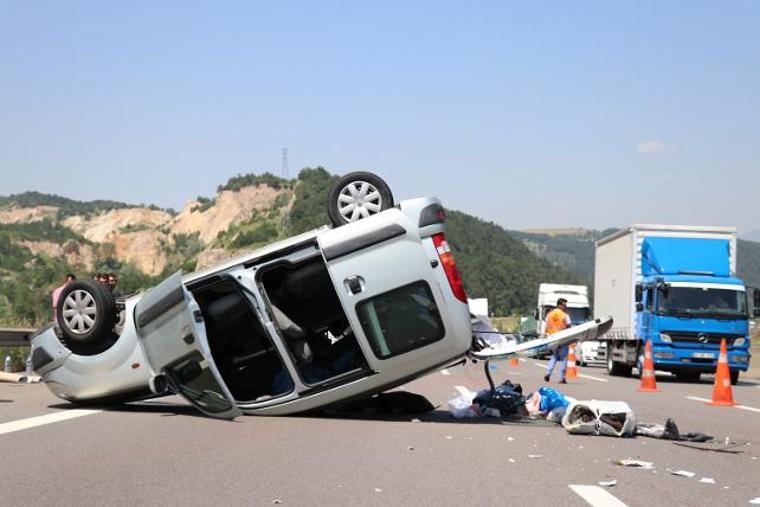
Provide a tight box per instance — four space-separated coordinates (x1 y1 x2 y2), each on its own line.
636 302 644 312
635 284 643 303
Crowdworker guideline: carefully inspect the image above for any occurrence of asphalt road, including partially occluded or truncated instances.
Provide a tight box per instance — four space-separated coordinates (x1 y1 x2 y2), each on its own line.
1 361 759 506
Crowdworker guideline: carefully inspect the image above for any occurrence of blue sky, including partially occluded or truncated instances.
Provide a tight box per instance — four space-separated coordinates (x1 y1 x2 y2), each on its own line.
1 1 758 233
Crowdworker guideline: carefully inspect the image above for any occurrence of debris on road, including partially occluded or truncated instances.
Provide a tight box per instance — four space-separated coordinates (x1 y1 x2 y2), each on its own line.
613 459 654 469
563 400 635 437
0 371 41 384
636 418 712 443
410 418 421 423
440 369 451 376
672 440 748 453
598 479 617 487
699 477 716 484
528 454 542 459
669 470 696 478
750 497 760 504
448 380 527 419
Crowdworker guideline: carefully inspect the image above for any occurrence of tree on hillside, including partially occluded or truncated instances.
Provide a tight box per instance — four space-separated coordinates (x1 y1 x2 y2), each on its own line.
288 167 339 234
445 210 580 315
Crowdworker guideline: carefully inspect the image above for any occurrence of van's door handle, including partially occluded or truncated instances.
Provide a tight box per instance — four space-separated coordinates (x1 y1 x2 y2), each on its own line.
344 276 365 295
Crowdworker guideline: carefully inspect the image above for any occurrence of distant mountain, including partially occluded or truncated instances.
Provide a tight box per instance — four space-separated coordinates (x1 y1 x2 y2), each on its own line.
741 229 760 243
445 212 580 315
512 229 760 291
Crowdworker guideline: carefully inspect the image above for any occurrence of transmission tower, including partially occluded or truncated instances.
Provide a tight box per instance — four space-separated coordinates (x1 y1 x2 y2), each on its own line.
281 148 289 179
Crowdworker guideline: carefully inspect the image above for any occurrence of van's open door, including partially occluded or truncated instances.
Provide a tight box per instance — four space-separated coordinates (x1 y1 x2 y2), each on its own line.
134 272 241 419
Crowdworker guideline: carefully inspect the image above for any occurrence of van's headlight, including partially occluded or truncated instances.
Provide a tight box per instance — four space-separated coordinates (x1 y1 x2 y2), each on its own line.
659 333 672 343
733 337 745 347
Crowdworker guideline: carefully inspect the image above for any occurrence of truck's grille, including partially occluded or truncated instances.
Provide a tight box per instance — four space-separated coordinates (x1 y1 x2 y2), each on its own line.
665 332 742 347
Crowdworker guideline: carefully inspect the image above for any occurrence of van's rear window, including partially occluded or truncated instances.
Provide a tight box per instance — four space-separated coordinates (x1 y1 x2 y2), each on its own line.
356 281 444 359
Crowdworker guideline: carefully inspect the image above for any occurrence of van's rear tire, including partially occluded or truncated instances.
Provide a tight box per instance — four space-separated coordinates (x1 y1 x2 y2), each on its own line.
56 280 117 353
327 172 394 227
730 370 739 385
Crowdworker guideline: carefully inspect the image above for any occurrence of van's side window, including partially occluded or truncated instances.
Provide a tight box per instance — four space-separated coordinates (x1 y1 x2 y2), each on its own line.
356 281 444 359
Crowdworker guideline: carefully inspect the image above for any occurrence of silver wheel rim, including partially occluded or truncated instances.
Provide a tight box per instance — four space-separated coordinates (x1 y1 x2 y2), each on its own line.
62 290 97 335
337 180 382 223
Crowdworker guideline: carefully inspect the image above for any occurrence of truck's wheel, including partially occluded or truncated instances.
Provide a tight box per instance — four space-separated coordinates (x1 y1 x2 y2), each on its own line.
56 280 117 352
607 354 632 377
730 370 739 385
327 172 394 227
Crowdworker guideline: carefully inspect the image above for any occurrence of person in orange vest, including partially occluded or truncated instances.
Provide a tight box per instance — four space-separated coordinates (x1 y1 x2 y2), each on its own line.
544 298 572 384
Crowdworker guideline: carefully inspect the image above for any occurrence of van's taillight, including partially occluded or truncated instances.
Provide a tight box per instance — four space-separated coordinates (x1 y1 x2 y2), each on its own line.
432 233 467 303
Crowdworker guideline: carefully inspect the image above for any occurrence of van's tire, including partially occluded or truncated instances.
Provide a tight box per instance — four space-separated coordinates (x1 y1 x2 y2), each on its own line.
327 172 394 227
56 280 117 350
730 370 739 385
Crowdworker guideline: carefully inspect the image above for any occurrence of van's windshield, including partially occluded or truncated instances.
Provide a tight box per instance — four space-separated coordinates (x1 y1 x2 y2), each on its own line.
657 286 748 319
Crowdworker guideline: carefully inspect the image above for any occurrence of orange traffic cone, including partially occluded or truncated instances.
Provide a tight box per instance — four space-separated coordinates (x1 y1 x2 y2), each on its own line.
566 343 578 379
510 356 520 367
707 338 735 407
638 340 660 392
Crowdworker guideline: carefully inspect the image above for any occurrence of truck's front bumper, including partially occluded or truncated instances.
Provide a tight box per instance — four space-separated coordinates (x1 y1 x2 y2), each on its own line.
651 345 750 372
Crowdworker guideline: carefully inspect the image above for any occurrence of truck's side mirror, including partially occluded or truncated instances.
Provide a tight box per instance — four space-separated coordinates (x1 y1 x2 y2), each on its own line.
635 284 643 303
636 302 644 312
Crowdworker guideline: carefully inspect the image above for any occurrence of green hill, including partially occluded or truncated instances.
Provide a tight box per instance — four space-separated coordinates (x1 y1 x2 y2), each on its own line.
445 212 580 314
514 230 760 290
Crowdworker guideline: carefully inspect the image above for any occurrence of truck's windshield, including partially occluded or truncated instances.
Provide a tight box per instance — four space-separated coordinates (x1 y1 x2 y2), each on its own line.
566 307 590 324
657 286 748 319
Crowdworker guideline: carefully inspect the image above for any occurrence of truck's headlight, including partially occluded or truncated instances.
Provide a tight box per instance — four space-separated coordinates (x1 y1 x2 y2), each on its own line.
733 337 745 347
659 333 672 343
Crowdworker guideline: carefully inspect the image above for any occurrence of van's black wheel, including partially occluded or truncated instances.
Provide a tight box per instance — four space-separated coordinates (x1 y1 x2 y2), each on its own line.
730 370 739 385
327 172 394 227
56 280 117 350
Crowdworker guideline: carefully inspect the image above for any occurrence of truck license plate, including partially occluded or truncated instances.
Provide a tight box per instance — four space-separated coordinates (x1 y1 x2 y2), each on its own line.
692 352 715 359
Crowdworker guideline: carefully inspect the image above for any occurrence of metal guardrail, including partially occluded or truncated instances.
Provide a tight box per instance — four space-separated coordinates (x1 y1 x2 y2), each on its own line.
0 328 35 347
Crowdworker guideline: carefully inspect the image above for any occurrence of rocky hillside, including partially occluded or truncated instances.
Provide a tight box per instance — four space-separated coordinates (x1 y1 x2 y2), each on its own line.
0 167 577 324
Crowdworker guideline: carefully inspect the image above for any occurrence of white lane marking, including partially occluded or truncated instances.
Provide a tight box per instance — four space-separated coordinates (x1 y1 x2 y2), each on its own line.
0 409 101 436
577 373 609 383
533 362 608 382
519 357 526 362
686 396 760 413
569 485 628 507
455 385 471 396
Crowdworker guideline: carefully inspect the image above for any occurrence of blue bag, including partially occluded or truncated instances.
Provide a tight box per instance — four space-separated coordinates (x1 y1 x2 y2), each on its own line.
538 386 569 413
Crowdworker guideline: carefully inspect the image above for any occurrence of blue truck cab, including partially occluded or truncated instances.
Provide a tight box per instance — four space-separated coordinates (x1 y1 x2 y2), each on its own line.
636 238 751 383
595 225 755 384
